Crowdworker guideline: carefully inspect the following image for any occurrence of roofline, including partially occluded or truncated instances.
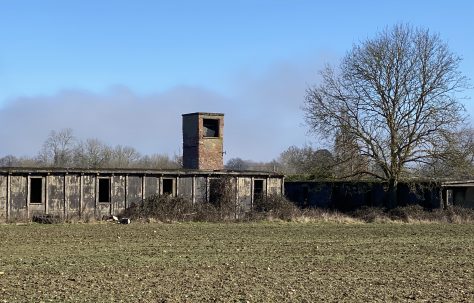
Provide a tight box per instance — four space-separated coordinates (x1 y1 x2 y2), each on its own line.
0 167 283 177
441 180 474 187
182 112 224 117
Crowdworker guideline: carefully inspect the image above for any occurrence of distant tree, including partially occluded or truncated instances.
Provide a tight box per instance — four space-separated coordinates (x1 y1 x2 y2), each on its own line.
225 158 280 172
278 145 334 178
304 24 470 207
109 145 141 168
419 127 474 179
137 153 181 169
225 158 249 171
172 152 183 169
73 138 112 168
0 155 19 167
38 128 76 167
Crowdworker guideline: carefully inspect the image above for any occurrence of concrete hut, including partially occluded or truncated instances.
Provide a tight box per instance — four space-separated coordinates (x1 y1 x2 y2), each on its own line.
0 112 284 221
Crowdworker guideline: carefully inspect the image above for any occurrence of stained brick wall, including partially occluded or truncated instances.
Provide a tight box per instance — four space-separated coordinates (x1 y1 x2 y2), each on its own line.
182 112 224 170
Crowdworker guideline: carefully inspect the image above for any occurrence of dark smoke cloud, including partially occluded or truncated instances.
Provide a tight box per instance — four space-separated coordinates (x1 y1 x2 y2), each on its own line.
0 57 327 161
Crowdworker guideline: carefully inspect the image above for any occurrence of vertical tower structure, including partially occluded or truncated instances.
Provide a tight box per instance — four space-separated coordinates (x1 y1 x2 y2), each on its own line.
182 112 224 170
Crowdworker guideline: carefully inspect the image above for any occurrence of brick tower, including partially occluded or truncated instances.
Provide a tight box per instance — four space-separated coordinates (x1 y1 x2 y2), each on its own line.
182 112 224 170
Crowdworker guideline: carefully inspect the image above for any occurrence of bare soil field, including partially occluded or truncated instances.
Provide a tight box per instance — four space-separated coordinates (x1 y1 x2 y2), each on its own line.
0 222 473 302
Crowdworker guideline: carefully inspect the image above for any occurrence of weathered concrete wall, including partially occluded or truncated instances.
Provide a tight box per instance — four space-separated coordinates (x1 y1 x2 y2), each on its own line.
0 169 284 221
237 177 252 211
48 175 64 215
126 176 142 206
450 187 474 208
178 177 193 199
145 176 158 198
194 177 207 203
112 175 126 213
66 175 81 215
10 175 27 220
0 175 7 221
82 175 95 217
285 181 442 210
267 178 283 196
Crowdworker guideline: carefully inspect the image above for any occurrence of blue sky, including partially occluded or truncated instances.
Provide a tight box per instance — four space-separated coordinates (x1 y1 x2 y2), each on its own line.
1 1 473 161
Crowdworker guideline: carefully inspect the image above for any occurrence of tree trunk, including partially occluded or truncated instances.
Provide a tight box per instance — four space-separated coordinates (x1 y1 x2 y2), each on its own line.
387 178 398 209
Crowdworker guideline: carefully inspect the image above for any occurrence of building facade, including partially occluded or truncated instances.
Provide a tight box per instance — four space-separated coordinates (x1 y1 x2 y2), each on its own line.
0 112 284 222
0 168 283 221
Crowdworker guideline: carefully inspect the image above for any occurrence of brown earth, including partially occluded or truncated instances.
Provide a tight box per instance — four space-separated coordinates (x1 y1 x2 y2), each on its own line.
0 222 472 302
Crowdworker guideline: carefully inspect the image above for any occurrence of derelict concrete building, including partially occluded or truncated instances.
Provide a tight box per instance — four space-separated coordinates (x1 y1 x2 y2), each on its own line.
0 113 284 222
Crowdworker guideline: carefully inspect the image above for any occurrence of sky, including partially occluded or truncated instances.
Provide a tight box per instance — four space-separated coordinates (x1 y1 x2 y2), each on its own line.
0 0 473 162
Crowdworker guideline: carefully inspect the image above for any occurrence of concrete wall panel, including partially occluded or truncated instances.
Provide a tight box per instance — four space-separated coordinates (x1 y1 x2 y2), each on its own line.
0 175 6 221
0 170 284 219
112 175 126 213
145 176 158 198
459 187 474 208
237 177 252 211
127 176 142 205
178 177 193 199
48 175 64 215
82 175 95 216
194 177 207 203
10 175 27 219
66 175 81 215
268 178 282 195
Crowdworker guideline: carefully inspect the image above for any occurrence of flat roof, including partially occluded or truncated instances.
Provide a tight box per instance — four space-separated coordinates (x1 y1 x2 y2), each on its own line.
182 112 224 117
0 167 283 178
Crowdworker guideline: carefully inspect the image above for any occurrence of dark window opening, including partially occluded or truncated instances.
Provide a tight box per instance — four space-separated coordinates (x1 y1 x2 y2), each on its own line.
163 178 174 195
30 178 43 204
99 178 110 203
209 179 220 205
203 118 219 137
253 179 264 202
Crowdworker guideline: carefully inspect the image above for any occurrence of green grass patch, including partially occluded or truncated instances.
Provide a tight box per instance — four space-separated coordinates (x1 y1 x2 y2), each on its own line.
0 222 473 302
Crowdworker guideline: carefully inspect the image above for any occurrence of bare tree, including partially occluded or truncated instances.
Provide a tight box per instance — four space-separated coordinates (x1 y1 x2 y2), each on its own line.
0 155 19 167
225 158 249 171
73 138 112 168
38 128 76 167
420 127 474 179
225 158 280 172
278 145 334 178
304 24 470 207
137 153 181 169
109 145 141 168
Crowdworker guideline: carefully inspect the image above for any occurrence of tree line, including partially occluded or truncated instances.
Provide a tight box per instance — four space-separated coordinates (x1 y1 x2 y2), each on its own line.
0 128 181 169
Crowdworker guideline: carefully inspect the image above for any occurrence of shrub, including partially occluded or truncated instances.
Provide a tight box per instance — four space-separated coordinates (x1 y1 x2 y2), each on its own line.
122 195 195 222
351 206 389 223
252 195 301 221
388 205 427 222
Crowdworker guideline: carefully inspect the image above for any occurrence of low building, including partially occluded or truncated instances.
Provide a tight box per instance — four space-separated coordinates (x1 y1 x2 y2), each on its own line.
285 180 443 210
0 113 284 221
442 180 474 208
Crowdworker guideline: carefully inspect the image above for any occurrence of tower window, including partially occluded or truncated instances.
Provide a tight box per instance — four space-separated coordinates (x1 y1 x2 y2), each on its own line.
203 119 219 137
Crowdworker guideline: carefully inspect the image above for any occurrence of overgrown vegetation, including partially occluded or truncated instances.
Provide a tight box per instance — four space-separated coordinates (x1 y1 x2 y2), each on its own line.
118 194 474 224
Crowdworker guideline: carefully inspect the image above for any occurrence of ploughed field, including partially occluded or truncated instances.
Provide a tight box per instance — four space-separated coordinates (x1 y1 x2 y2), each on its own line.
0 222 473 302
